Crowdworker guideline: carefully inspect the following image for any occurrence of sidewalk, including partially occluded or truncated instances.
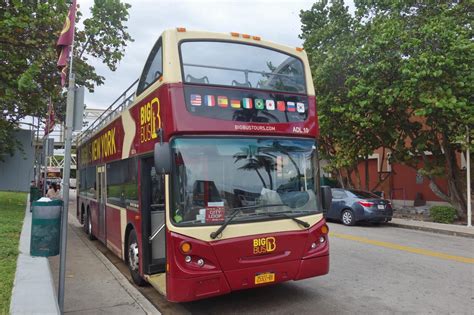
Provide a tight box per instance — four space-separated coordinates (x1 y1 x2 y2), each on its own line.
10 197 60 314
48 210 159 314
389 218 474 238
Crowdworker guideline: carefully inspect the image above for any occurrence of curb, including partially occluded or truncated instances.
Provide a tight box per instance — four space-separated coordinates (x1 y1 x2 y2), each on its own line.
10 194 60 315
388 222 474 239
70 216 160 315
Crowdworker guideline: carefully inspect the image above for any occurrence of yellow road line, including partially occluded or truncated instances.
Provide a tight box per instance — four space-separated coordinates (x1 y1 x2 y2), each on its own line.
329 232 474 264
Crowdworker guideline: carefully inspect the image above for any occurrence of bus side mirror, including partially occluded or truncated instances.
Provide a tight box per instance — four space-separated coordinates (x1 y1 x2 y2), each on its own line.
321 186 332 215
154 143 171 175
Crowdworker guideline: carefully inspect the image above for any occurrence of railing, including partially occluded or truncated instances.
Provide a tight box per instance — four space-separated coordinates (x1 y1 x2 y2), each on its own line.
48 154 77 170
76 79 139 145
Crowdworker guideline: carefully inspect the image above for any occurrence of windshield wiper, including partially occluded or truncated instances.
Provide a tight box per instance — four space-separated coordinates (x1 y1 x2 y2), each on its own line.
265 212 310 228
210 204 286 239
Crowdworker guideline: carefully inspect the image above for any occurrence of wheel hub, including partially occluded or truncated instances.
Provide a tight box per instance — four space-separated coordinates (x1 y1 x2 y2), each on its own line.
129 242 139 271
342 212 352 224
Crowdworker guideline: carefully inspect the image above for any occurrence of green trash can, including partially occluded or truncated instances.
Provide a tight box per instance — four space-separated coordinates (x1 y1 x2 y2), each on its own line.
30 199 62 257
29 186 43 206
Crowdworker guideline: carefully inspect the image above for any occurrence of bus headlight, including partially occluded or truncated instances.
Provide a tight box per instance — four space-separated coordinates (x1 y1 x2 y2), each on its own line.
319 236 325 243
185 255 192 263
197 258 205 267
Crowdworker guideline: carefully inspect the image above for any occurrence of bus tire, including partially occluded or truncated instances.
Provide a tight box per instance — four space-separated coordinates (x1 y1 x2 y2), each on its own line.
84 209 96 240
127 229 146 286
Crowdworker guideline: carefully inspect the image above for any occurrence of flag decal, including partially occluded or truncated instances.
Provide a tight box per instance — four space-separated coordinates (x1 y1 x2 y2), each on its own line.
231 99 241 108
287 101 296 112
204 95 216 107
242 98 253 109
218 96 228 108
190 94 202 106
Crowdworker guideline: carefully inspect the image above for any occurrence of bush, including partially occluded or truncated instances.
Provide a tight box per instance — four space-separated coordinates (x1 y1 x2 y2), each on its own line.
429 206 457 224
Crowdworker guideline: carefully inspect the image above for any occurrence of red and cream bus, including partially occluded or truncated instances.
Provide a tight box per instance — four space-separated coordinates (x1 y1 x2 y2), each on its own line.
76 28 331 302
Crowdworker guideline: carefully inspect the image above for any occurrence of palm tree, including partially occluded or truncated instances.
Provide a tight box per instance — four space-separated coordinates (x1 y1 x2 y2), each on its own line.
233 145 276 189
260 141 307 191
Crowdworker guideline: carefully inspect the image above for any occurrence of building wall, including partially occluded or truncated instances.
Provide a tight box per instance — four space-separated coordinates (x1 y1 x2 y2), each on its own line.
0 129 35 192
352 155 450 203
391 162 447 202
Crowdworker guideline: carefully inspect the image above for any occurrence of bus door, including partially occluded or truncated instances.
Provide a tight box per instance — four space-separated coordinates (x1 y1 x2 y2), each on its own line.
97 165 106 241
141 157 166 274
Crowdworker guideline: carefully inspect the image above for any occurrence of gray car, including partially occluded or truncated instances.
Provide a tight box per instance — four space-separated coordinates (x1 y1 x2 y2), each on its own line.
327 188 393 226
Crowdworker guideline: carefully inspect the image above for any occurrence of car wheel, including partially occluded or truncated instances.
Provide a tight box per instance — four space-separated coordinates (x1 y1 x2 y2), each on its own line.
341 209 355 226
127 229 147 286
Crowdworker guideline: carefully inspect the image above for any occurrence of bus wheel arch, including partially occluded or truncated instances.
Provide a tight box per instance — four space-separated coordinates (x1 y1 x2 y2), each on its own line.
125 225 146 286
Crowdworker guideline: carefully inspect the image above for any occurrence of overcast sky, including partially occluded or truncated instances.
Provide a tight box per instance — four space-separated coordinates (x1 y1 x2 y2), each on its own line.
79 0 354 109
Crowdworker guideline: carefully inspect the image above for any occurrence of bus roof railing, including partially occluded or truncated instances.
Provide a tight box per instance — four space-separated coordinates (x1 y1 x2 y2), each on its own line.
77 78 139 145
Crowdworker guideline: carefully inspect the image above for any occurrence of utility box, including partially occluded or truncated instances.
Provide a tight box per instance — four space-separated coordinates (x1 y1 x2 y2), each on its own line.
30 200 62 257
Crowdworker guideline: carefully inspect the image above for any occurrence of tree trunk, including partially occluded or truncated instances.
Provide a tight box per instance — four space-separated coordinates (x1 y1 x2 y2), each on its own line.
441 135 467 219
255 169 267 189
337 169 345 189
354 164 362 189
422 137 467 219
346 167 355 188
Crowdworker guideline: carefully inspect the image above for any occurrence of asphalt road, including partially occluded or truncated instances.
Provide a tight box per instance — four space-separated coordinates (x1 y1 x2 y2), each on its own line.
173 223 474 315
95 222 474 315
72 189 473 315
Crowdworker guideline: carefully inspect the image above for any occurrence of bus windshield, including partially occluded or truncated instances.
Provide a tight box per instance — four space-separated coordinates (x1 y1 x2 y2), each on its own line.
180 41 306 93
171 138 320 226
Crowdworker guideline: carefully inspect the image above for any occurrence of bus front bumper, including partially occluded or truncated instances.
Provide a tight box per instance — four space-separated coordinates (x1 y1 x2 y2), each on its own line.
166 254 329 302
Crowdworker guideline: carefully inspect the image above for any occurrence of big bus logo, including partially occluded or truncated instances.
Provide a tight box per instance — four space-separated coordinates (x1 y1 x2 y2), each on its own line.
253 237 276 255
139 97 161 143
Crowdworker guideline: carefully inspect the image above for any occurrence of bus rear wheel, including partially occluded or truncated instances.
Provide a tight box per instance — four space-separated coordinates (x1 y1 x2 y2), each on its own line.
127 229 146 286
84 210 95 240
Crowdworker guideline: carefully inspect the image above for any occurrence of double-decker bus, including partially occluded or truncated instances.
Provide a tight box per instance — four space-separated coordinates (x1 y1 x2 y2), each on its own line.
76 28 331 302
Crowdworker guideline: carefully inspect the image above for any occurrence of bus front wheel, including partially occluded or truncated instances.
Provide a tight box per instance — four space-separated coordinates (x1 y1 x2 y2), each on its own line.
127 229 146 286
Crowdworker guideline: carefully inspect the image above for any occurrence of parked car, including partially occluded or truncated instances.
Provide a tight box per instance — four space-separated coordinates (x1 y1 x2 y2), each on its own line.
327 188 393 226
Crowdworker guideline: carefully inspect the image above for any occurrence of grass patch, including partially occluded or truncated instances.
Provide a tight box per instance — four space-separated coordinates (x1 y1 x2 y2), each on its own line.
0 191 26 314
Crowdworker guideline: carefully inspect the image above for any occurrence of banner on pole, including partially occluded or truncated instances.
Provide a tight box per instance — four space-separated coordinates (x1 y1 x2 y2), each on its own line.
56 0 77 87
44 101 55 136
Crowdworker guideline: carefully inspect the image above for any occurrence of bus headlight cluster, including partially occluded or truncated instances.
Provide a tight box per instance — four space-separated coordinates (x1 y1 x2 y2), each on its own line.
184 255 205 267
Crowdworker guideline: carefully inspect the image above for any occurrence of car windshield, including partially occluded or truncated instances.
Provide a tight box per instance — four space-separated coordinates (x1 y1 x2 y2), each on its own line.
349 190 380 199
180 41 306 93
171 138 320 226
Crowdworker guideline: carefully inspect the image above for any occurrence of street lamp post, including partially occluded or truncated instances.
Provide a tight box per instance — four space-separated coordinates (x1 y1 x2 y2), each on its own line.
467 127 471 227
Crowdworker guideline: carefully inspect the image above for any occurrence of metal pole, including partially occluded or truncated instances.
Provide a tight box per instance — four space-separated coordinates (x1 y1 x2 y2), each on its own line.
58 74 75 313
43 111 50 196
58 7 76 310
467 127 471 227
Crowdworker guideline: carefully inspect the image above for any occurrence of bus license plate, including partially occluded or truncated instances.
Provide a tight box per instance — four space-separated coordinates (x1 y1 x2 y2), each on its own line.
377 205 385 209
255 272 275 285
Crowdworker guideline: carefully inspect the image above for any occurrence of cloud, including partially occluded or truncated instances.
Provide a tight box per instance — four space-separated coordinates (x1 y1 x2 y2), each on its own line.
78 0 353 109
